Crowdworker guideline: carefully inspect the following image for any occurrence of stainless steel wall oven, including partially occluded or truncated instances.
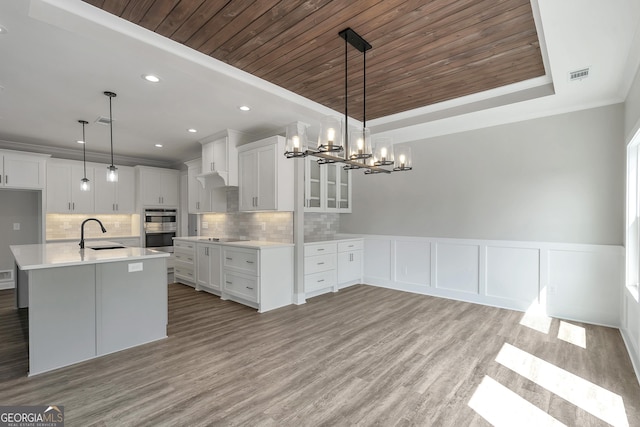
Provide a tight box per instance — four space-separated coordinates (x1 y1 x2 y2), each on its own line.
144 208 177 253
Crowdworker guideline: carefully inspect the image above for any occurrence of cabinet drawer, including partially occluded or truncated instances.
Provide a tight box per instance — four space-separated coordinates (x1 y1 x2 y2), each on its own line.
304 253 336 275
223 271 258 302
174 250 195 265
304 270 336 293
174 266 195 280
223 248 258 275
304 242 336 257
174 240 196 250
338 239 363 252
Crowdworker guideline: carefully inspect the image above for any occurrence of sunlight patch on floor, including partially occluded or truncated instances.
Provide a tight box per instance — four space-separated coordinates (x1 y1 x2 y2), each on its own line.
468 375 566 427
519 301 552 334
557 321 586 349
496 343 628 427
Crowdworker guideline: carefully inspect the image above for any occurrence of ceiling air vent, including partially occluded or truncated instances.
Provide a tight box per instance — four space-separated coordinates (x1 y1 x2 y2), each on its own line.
95 116 112 125
569 67 590 81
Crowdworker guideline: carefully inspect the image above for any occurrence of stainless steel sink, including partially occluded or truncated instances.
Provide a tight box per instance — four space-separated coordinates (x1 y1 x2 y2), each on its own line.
89 245 126 250
199 238 248 242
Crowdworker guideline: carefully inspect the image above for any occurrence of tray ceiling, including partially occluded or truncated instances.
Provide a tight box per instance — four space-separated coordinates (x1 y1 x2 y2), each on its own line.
86 0 546 122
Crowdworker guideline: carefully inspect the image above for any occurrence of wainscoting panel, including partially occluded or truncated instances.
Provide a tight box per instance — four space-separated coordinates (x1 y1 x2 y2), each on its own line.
435 243 479 294
361 234 623 327
485 246 540 304
394 240 430 287
622 290 640 381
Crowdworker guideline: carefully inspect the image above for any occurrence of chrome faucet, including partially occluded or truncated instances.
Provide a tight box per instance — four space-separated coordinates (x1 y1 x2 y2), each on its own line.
79 218 107 249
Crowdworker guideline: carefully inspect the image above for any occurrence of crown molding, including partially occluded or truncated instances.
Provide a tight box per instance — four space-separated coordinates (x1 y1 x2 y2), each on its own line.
0 139 175 168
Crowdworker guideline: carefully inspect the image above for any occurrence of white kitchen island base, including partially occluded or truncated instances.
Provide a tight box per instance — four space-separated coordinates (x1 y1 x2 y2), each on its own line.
11 243 168 376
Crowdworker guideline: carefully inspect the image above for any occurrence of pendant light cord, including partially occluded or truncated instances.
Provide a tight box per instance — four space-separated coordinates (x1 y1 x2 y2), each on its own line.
344 34 348 156
109 95 114 166
82 122 87 178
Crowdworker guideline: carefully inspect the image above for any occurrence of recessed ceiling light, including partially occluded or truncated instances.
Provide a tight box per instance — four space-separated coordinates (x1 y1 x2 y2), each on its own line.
76 140 85 144
155 144 163 148
187 128 197 133
0 26 7 34
143 74 160 83
239 105 251 111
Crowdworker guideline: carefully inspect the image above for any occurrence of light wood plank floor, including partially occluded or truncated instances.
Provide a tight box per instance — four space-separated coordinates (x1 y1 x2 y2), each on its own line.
1 284 639 426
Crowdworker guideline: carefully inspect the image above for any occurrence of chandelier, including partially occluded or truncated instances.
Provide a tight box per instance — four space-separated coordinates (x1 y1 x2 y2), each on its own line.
284 28 412 174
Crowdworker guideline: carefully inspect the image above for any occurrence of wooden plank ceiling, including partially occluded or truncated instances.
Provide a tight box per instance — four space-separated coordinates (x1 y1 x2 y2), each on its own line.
82 0 545 122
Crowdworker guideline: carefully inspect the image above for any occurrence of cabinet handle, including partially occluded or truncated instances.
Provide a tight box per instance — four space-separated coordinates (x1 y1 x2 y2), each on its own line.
226 257 232 261
68 202 71 210
317 248 325 251
317 262 324 265
225 280 232 285
246 286 254 290
72 202 75 210
246 260 254 264
317 279 325 283
116 203 119 211
348 245 354 248
4 175 7 184
187 257 193 261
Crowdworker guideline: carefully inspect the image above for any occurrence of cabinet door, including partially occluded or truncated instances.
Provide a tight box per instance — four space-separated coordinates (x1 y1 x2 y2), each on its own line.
304 157 323 211
338 250 362 284
238 150 256 211
187 168 200 214
46 162 72 212
160 171 179 206
255 144 277 210
326 164 338 210
208 245 222 291
94 168 117 213
196 245 211 289
115 167 135 213
3 154 44 189
141 169 163 205
202 141 215 173
70 165 95 213
338 166 351 212
212 138 227 174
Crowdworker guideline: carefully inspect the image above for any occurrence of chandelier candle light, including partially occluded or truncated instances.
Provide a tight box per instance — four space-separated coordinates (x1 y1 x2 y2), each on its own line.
104 91 118 182
284 27 412 174
78 119 90 191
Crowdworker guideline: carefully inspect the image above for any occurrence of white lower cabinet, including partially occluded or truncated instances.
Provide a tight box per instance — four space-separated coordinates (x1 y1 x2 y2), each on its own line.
221 245 293 312
304 239 363 297
196 243 221 293
191 241 293 312
337 240 363 288
174 239 196 287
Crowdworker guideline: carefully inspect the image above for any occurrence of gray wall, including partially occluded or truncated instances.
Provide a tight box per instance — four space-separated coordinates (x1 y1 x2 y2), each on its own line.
0 190 40 271
341 104 624 245
626 65 640 141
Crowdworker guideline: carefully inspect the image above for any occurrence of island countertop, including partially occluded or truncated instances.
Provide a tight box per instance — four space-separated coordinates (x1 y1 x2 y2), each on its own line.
173 236 293 249
10 241 169 271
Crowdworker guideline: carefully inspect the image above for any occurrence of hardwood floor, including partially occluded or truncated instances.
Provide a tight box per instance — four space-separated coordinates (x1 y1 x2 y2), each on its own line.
1 284 639 426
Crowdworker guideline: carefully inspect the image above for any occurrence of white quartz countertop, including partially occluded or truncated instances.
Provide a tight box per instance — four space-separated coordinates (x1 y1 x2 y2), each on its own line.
173 236 293 249
10 241 169 271
304 236 363 243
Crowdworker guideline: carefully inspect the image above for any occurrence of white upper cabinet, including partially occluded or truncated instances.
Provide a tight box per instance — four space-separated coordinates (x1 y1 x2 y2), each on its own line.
0 150 48 189
304 161 352 213
198 129 251 187
94 165 135 213
184 159 226 214
238 135 293 212
46 159 95 213
136 166 179 207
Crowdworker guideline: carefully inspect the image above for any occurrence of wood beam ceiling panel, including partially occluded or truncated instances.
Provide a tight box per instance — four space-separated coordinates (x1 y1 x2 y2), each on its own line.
82 0 546 120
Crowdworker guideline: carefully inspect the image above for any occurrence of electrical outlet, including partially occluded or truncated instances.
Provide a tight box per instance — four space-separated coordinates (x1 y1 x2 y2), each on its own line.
202 222 209 229
13 223 20 231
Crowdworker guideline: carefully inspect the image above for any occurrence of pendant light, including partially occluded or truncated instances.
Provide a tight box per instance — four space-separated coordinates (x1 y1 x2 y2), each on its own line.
78 120 90 191
104 91 118 182
284 28 413 175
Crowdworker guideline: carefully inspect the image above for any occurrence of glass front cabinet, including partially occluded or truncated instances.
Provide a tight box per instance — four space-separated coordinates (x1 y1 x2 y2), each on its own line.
304 158 351 213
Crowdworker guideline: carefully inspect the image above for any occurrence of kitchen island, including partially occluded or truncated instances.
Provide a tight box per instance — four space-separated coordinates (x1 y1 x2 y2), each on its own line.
10 241 169 376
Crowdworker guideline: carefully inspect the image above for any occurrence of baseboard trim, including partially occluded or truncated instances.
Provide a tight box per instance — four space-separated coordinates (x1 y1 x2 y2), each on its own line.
0 281 15 290
621 328 640 386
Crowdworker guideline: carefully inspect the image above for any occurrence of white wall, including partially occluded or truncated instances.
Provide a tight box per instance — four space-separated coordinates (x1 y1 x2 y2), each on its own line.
626 65 640 140
341 104 625 246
